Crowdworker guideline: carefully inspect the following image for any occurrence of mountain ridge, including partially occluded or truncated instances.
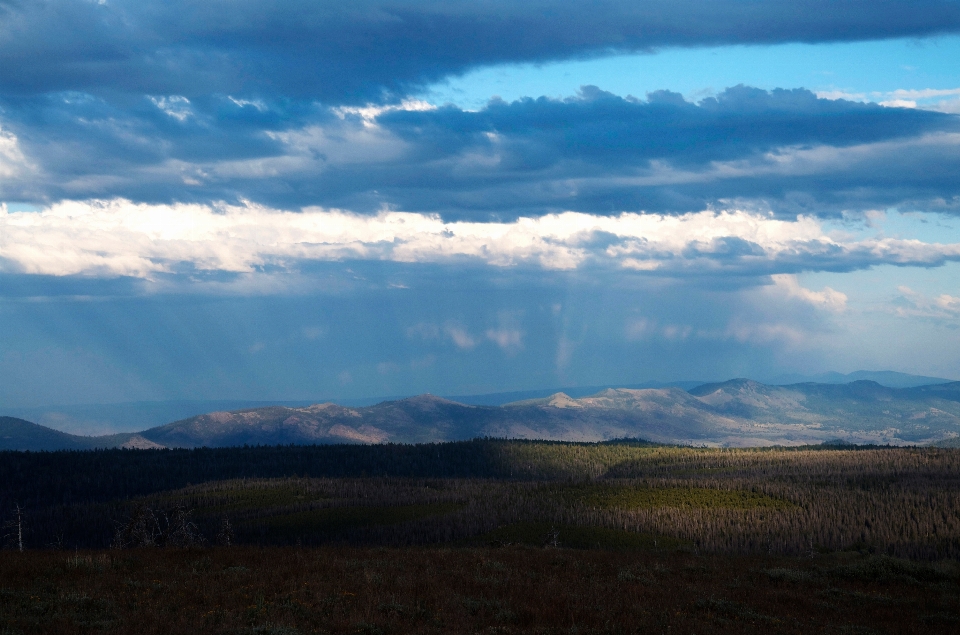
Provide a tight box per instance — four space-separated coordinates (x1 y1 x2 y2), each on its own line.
5 378 960 451
5 371 952 436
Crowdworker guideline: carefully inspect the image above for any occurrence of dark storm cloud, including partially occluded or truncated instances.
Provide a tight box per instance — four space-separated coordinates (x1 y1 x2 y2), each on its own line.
1 1 960 103
3 85 958 218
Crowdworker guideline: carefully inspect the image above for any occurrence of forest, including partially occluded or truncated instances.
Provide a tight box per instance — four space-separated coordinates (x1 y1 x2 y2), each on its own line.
2 439 960 633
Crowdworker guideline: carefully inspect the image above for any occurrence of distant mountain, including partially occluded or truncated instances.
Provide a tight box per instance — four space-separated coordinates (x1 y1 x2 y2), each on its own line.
2 400 324 436
4 379 960 450
1 382 708 435
6 373 938 436
140 395 490 448
766 370 956 389
445 380 707 406
690 379 960 444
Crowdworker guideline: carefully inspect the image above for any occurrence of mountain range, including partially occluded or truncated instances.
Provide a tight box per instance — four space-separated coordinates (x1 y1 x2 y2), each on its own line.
5 370 949 436
4 378 960 451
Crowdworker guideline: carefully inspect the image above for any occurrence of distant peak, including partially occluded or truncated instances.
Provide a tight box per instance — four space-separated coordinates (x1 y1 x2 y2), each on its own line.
544 393 582 408
688 378 761 397
301 402 343 412
399 394 463 406
503 392 582 408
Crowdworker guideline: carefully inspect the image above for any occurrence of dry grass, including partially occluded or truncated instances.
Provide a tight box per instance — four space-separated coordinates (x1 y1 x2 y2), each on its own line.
2 545 959 634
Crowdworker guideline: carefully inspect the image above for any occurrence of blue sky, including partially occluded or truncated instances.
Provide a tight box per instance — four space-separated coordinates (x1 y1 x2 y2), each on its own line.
2 1 960 413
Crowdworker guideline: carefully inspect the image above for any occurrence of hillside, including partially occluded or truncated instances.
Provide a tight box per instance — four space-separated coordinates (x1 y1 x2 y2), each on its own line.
0 416 92 451
0 416 163 451
4 380 960 450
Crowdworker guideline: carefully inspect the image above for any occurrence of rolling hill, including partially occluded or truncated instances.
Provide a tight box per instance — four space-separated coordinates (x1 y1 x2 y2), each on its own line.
3 379 960 450
0 416 164 451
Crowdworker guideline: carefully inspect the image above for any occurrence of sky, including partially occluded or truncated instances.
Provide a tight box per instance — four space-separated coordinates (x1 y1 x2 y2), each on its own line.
3 0 960 410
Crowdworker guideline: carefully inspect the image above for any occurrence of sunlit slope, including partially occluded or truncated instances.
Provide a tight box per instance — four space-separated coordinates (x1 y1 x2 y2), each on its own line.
134 389 738 448
140 396 493 448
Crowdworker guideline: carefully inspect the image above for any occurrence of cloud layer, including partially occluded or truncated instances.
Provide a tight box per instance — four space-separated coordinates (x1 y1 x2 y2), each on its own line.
3 1 960 103
2 86 959 218
3 199 960 282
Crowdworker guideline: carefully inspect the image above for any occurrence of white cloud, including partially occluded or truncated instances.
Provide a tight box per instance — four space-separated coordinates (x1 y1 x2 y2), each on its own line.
818 87 960 113
446 326 477 350
228 97 267 112
332 99 436 128
0 126 33 179
3 199 960 283
814 90 867 101
895 286 960 322
486 328 523 351
879 99 917 108
771 274 847 312
148 96 193 122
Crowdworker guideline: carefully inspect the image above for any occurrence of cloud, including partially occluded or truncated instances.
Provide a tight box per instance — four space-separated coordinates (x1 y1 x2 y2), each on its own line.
407 322 477 349
771 274 847 312
148 96 194 122
0 126 32 179
486 328 523 352
819 87 960 114
2 86 958 218
4 200 960 284
446 326 477 350
895 286 960 323
2 1 959 105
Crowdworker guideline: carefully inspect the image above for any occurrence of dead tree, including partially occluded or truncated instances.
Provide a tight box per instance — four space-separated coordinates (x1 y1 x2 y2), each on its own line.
161 505 205 548
112 504 161 548
216 517 235 547
2 504 24 551
545 526 561 548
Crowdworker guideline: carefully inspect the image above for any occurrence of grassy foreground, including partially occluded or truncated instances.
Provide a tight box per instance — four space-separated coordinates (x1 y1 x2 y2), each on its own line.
2 545 959 634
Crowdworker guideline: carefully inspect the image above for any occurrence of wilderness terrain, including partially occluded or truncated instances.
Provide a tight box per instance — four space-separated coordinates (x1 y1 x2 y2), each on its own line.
2 440 960 633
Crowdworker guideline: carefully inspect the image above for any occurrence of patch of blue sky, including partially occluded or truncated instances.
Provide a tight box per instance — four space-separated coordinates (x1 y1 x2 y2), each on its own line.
804 209 960 313
798 261 960 307
419 36 960 110
823 210 960 244
1 203 42 213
